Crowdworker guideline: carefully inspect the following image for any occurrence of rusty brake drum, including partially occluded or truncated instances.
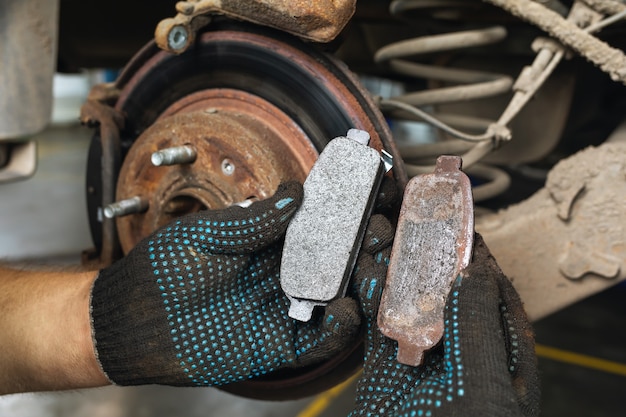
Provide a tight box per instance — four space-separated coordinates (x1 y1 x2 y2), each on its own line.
85 21 404 400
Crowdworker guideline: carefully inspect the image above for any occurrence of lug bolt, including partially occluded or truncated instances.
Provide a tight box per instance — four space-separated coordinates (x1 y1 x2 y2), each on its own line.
103 196 149 219
151 145 197 166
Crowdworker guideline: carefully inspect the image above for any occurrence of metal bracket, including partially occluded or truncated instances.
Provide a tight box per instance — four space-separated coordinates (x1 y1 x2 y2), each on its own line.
80 84 125 266
154 0 357 54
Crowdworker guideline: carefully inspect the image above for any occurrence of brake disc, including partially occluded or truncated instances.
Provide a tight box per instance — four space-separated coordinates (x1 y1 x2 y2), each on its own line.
86 21 405 400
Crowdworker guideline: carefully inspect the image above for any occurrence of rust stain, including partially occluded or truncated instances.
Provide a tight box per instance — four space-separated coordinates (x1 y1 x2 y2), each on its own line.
155 0 356 53
115 89 316 253
378 155 474 366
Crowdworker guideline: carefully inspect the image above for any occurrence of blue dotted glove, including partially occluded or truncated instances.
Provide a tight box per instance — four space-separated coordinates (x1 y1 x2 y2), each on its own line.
349 234 541 417
91 181 361 386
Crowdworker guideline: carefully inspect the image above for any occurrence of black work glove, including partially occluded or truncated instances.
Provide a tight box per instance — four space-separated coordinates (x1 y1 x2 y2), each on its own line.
90 182 361 386
349 233 540 417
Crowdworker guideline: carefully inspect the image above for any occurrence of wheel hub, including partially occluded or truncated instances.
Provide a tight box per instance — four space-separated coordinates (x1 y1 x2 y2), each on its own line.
86 21 405 400
116 88 317 253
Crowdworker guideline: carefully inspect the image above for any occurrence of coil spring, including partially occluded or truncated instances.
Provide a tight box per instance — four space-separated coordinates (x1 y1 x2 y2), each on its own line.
375 0 514 202
376 0 626 202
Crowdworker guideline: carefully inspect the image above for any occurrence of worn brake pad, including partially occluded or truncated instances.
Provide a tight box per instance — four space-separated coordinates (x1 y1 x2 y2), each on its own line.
377 155 474 366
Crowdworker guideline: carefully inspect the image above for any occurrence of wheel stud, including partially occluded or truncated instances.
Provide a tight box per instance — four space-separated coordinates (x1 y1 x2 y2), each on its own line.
151 145 197 166
103 196 149 219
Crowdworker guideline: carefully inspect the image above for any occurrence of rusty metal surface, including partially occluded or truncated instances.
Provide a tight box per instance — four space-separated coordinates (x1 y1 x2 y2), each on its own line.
112 27 406 195
79 21 405 400
154 0 357 53
83 24 405 399
93 23 409 257
116 89 317 253
477 141 626 321
80 85 125 266
378 155 474 366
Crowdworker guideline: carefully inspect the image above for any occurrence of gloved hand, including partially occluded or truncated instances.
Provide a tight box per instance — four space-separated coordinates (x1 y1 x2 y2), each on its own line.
90 182 362 386
349 233 540 417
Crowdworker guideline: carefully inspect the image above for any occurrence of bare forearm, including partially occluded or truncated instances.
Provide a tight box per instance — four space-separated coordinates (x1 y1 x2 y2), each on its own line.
0 266 109 395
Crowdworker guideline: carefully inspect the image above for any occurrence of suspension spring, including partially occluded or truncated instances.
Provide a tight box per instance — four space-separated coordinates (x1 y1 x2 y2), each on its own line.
376 0 626 202
375 0 514 201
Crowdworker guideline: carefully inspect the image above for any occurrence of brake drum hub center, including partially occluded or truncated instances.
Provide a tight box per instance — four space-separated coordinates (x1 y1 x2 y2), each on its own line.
115 88 317 254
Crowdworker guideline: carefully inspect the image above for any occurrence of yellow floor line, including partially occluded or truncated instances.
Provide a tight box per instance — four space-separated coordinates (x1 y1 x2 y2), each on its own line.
536 343 626 377
296 371 361 417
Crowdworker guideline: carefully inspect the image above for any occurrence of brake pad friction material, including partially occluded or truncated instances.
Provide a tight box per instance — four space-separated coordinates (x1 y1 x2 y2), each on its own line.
281 131 385 322
377 155 474 366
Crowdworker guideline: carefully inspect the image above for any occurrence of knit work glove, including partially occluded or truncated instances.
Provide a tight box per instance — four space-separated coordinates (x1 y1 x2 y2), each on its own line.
90 182 362 386
349 233 541 417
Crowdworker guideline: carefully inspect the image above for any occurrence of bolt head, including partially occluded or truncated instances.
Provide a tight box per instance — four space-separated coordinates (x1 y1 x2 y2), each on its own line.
168 25 189 51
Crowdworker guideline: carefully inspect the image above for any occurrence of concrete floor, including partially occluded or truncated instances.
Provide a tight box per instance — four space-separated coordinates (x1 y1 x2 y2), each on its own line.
0 123 624 417
534 286 626 416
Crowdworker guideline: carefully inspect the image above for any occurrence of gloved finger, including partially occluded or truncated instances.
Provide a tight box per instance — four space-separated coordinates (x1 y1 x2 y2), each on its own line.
465 233 498 274
452 234 540 417
361 214 394 255
468 235 540 415
294 297 362 367
496 271 541 416
375 176 400 211
171 181 303 255
351 253 388 320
